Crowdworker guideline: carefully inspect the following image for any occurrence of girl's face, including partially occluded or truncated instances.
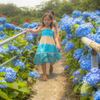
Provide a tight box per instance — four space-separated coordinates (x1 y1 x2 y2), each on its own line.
43 16 52 27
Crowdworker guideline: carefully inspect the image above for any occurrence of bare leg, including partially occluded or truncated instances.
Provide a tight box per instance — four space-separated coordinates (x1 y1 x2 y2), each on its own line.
42 63 47 81
49 63 54 74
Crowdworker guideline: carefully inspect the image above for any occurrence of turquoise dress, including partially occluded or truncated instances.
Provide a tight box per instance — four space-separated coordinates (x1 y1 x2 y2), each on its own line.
34 29 61 65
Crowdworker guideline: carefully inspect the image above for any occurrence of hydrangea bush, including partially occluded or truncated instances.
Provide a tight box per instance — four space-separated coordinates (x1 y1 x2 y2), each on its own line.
59 10 100 100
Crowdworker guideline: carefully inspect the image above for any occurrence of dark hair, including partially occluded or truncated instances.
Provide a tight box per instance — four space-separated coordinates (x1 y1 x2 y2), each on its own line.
47 10 54 16
42 13 53 29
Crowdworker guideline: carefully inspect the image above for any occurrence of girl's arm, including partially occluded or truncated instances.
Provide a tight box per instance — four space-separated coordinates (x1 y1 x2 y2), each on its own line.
54 20 59 39
53 27 60 50
23 26 42 34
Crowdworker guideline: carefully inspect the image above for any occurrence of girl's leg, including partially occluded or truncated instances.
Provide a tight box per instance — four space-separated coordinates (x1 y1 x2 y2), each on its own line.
42 63 47 81
49 63 54 74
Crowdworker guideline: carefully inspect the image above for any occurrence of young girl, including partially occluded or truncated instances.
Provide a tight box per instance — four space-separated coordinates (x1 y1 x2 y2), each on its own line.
23 13 61 81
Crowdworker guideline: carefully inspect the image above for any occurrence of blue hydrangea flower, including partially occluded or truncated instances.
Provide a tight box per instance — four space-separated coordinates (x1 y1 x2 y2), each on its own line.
14 27 22 31
0 47 5 54
23 23 29 28
79 55 87 64
86 73 99 86
73 18 84 25
10 24 15 30
64 66 69 70
64 42 75 53
73 49 83 60
24 45 32 51
91 68 99 74
0 79 7 88
28 71 38 79
82 12 91 20
13 59 24 70
75 23 94 37
72 70 80 76
0 67 16 82
0 17 6 23
0 25 4 31
96 27 100 35
72 10 81 18
73 77 79 84
81 93 87 97
80 60 91 72
28 22 38 29
90 12 98 20
94 10 100 16
61 39 68 45
95 35 100 44
26 33 35 42
0 33 6 40
94 90 100 100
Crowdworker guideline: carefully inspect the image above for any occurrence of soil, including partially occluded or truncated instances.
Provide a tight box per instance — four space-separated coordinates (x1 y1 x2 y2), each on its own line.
28 47 80 100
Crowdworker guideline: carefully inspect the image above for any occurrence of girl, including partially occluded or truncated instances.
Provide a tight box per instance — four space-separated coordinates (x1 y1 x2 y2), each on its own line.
23 13 61 81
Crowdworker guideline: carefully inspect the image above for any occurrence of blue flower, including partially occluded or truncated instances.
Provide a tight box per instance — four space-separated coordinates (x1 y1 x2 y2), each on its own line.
90 12 98 20
61 39 68 45
13 59 24 70
72 10 81 18
0 33 6 40
14 27 22 31
0 67 16 82
0 79 7 88
64 42 75 53
79 55 87 64
75 23 94 37
0 25 4 31
82 12 91 20
81 93 87 97
23 23 29 28
64 66 69 70
94 10 100 16
26 33 35 42
28 71 38 79
0 17 6 23
94 90 100 100
73 77 79 84
73 49 83 60
72 70 80 76
73 18 84 25
80 60 91 72
95 35 100 44
0 47 5 54
91 68 99 74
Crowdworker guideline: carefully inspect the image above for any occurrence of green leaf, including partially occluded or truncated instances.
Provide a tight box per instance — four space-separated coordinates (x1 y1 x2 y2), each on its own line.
17 87 30 94
74 84 80 93
0 72 6 76
68 76 75 80
9 91 19 98
0 89 11 100
80 94 88 100
17 82 26 87
81 82 91 93
20 56 26 59
0 77 4 81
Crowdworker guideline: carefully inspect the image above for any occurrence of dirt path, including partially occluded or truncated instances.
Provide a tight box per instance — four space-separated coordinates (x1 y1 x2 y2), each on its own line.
29 49 67 100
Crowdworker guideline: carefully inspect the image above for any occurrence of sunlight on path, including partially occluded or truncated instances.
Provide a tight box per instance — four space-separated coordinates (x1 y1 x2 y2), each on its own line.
30 49 67 100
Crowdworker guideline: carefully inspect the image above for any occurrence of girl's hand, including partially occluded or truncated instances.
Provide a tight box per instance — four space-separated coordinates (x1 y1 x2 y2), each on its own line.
56 43 60 51
38 22 42 26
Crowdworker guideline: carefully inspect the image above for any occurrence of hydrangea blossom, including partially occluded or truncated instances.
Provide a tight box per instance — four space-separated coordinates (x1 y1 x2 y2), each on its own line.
28 71 38 79
82 12 91 20
80 60 91 72
73 49 83 60
73 77 79 84
94 10 100 16
73 18 84 25
0 33 6 40
72 70 80 76
0 79 7 88
0 25 4 31
94 90 100 100
61 38 68 45
75 23 94 37
0 67 16 82
72 10 81 18
82 68 100 86
0 17 6 23
0 47 5 54
64 42 75 53
64 66 69 70
28 22 38 29
95 35 100 44
13 59 25 70
23 23 29 28
26 33 35 42
90 12 98 20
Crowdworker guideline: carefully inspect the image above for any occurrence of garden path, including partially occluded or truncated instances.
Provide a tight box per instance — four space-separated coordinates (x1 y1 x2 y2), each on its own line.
29 48 67 100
